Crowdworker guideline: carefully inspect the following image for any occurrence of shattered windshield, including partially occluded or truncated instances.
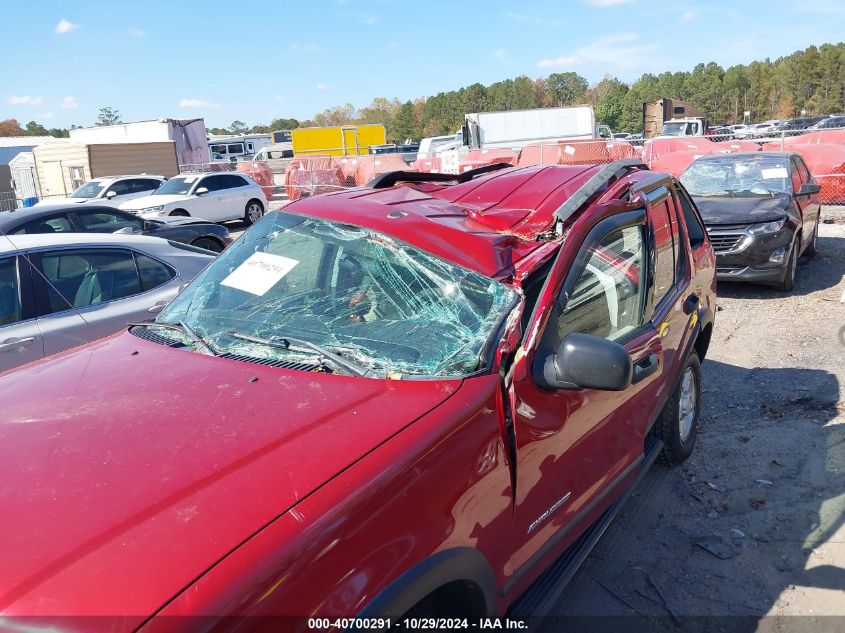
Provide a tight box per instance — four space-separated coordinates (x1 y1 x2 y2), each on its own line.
681 155 792 196
155 212 518 377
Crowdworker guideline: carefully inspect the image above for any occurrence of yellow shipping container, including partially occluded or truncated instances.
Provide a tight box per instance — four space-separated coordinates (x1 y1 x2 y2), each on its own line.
292 125 386 156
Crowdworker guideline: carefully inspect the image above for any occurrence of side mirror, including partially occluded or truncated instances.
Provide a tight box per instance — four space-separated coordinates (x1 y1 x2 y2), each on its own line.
105 191 117 199
195 187 209 196
798 183 821 196
541 333 632 391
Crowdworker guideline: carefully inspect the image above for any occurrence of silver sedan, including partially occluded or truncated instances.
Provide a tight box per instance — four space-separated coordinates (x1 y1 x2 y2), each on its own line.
0 233 214 372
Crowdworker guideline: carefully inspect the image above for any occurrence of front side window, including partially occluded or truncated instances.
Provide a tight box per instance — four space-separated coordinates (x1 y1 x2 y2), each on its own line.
0 257 22 326
75 211 144 234
675 186 706 248
37 249 142 313
556 224 646 343
104 180 132 197
651 196 676 306
157 213 517 377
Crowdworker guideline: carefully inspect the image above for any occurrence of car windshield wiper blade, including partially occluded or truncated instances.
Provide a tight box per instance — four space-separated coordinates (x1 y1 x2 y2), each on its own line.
128 320 219 356
226 331 372 377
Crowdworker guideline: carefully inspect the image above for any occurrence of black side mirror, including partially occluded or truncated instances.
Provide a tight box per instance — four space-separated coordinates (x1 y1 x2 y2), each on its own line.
541 333 632 391
798 183 821 196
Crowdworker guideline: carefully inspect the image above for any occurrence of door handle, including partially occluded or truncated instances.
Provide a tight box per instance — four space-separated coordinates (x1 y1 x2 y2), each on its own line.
683 293 700 315
632 353 659 384
0 337 36 352
147 301 168 313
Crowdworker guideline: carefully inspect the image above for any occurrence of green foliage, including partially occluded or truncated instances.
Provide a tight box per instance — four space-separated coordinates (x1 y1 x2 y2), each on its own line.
95 107 121 126
545 72 589 106
269 117 300 131
229 120 248 135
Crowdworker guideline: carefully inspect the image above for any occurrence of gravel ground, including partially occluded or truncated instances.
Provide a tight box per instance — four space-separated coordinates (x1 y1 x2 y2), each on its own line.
544 207 845 629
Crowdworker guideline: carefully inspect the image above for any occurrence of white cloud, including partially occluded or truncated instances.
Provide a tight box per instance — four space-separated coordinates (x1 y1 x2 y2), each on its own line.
42 112 55 119
582 0 634 6
537 33 657 74
55 18 80 34
60 96 78 109
6 95 44 106
537 56 581 69
179 98 221 109
360 13 377 24
680 9 698 21
289 41 319 51
504 12 560 25
493 49 512 64
128 27 145 37
315 83 331 91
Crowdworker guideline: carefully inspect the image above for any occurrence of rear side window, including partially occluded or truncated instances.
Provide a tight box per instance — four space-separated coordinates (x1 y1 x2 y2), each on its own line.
201 175 224 192
675 186 707 248
650 192 676 305
136 253 176 291
131 179 162 193
0 256 22 325
11 215 73 235
223 174 248 189
76 211 143 233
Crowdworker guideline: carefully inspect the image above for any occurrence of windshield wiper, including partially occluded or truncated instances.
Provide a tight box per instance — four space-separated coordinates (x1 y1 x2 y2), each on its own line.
128 320 219 356
226 331 372 377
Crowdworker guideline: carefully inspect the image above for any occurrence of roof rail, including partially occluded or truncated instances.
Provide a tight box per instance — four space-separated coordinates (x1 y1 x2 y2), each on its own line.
366 162 512 189
553 159 647 224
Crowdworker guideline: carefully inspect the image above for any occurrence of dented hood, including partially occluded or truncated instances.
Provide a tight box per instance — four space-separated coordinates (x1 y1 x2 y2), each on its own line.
0 332 461 619
693 192 794 226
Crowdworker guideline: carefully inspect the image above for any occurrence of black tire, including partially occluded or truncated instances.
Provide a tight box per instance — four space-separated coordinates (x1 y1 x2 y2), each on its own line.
244 199 264 226
804 220 819 258
774 240 798 291
191 237 224 253
653 351 701 467
170 209 189 217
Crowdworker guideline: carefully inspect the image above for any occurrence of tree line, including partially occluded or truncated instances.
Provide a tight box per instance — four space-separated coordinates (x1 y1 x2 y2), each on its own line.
4 42 842 142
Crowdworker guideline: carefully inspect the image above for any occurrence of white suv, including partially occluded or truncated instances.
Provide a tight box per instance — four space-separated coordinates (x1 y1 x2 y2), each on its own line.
119 173 267 225
35 175 166 208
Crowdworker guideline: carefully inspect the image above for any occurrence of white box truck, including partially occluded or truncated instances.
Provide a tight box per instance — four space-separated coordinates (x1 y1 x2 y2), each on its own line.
462 105 612 151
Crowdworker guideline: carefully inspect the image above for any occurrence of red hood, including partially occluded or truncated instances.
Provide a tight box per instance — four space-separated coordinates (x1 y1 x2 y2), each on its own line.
0 333 461 621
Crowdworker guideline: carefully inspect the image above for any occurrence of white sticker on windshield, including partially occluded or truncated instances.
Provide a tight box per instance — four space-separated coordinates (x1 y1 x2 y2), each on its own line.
761 167 788 179
221 252 299 296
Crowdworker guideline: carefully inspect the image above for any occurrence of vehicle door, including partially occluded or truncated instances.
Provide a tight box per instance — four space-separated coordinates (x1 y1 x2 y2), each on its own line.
30 247 179 355
193 175 227 222
0 254 44 372
100 179 136 206
507 208 667 577
71 209 146 235
219 174 250 221
791 156 821 251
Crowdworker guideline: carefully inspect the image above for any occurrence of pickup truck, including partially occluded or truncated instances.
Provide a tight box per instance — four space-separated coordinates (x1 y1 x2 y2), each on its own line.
0 160 716 628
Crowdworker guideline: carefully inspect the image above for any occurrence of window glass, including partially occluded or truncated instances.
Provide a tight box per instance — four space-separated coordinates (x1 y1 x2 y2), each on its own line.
131 179 162 193
676 187 706 248
75 211 144 234
223 174 246 188
37 249 142 313
69 180 104 199
794 157 812 184
789 161 802 193
104 180 132 197
557 225 645 342
12 215 73 235
0 257 22 326
152 177 196 196
136 254 176 291
651 198 676 305
201 175 224 192
227 143 244 155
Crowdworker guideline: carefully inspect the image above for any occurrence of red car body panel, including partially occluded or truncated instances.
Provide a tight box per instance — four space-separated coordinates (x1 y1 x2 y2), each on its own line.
0 163 716 627
0 333 461 619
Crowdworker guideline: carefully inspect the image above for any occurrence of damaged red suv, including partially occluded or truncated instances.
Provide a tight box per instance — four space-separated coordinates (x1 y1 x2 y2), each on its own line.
0 160 715 628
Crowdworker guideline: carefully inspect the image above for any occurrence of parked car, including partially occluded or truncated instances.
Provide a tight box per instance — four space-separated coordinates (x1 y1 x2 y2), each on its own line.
0 160 716 623
0 232 213 372
809 115 845 130
706 125 733 141
34 175 166 208
680 152 821 290
119 172 267 225
0 204 232 252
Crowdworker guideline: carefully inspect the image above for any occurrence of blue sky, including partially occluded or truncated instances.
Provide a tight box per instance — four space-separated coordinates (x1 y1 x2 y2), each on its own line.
1 0 843 129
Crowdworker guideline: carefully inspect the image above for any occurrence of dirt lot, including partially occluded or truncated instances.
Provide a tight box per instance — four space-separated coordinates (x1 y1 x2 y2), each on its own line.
547 209 845 630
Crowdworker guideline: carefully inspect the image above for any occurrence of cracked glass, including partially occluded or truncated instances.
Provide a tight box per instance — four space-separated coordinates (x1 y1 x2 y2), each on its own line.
155 212 518 377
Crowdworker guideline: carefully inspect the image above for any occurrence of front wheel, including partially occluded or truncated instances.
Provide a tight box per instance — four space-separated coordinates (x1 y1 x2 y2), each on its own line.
653 351 701 467
244 199 264 226
774 241 798 291
170 209 189 217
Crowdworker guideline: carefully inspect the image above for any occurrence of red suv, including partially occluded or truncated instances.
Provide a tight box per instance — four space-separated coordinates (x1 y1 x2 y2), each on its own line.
0 160 715 627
